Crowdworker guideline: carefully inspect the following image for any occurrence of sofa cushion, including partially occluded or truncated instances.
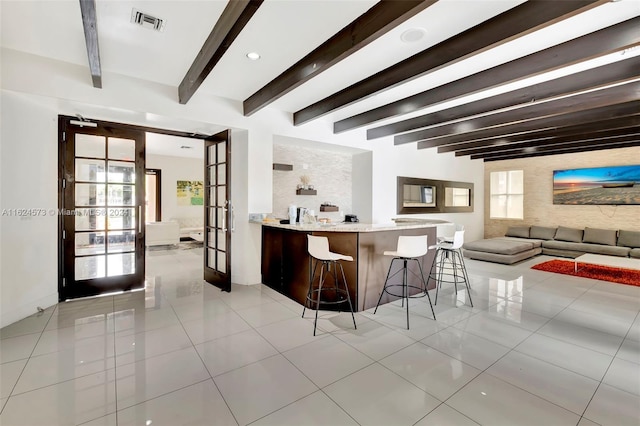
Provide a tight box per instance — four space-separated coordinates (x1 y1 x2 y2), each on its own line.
502 237 544 248
618 230 640 248
505 226 530 238
463 238 535 255
542 240 630 257
464 246 542 265
530 226 557 240
554 226 583 243
583 227 617 246
630 248 640 259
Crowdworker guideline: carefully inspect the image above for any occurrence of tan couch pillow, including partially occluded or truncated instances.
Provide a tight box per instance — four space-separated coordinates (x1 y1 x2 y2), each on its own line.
505 226 530 238
530 226 557 240
618 230 640 248
554 226 583 243
583 227 617 246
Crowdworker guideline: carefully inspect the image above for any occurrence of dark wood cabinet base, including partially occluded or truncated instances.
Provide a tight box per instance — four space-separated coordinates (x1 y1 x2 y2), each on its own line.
261 225 437 311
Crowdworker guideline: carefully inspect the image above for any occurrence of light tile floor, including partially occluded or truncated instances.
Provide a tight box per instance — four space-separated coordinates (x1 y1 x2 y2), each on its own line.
1 248 639 426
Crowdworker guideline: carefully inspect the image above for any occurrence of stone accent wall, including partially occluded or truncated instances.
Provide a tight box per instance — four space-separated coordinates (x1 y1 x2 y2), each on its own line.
484 146 640 239
273 144 352 221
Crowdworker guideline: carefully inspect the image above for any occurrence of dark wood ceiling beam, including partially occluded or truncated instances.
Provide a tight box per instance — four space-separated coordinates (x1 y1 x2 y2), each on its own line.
242 0 436 116
294 0 607 126
459 129 640 157
79 0 101 88
395 80 640 144
417 100 640 149
179 0 263 105
366 56 640 140
480 137 640 162
454 125 640 157
335 15 640 133
436 114 640 153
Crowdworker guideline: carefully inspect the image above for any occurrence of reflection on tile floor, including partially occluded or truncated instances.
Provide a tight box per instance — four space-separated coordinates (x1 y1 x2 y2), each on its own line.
1 250 639 425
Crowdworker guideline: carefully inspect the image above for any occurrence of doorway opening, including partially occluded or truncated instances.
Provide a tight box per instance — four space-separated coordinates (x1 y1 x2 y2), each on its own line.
58 116 232 300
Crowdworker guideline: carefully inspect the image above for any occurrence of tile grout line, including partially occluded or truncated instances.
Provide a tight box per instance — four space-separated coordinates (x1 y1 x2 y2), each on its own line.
226 287 361 426
112 295 119 426
433 273 636 423
164 286 242 426
576 309 640 425
2 305 58 407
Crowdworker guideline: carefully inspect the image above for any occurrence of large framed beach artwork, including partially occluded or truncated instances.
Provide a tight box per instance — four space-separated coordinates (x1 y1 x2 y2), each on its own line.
553 165 640 205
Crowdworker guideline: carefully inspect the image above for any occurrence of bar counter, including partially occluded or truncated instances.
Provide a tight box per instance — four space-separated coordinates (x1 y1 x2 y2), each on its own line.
261 220 446 311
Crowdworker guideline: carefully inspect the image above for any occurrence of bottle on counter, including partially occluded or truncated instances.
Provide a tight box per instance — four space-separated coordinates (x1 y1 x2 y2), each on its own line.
288 205 297 225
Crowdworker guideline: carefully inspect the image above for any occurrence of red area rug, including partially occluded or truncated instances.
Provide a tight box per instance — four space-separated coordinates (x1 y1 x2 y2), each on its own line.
532 260 640 287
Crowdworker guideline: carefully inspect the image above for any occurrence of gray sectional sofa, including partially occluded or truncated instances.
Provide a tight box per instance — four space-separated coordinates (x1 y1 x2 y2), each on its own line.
463 225 640 264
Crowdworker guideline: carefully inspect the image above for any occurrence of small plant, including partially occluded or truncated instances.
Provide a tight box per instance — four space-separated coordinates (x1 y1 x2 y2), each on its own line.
300 175 310 189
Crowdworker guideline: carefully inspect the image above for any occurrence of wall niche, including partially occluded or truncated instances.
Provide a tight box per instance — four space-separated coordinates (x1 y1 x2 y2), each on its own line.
397 176 473 214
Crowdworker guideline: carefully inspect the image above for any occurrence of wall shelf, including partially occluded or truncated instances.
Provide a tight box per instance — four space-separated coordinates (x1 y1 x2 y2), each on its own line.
320 205 338 212
273 163 293 171
296 189 317 195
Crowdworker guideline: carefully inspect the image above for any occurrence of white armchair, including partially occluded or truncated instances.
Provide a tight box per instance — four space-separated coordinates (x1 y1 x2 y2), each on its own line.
145 221 180 246
171 217 204 239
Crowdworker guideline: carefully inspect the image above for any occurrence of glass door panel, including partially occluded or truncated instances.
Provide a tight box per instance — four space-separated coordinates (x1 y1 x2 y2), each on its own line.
75 134 105 157
61 116 145 301
204 130 231 292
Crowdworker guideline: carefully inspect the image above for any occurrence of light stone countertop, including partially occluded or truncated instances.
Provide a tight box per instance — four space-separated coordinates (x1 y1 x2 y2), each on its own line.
259 219 449 233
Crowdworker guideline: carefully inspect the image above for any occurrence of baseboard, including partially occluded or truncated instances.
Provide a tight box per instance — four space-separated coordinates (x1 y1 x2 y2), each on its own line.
1 292 58 329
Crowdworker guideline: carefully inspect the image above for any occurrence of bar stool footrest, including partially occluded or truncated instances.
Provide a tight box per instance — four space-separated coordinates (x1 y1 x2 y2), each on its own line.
380 284 428 300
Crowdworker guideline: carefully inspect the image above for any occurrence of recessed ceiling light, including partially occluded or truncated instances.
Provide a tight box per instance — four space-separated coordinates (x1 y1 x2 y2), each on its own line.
246 52 261 60
400 28 426 43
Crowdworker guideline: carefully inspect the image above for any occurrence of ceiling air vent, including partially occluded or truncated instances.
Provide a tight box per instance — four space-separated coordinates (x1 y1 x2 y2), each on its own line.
131 9 165 32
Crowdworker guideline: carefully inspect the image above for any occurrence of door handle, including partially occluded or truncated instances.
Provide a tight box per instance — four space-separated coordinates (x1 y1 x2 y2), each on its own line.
138 206 142 233
222 203 228 232
230 201 235 232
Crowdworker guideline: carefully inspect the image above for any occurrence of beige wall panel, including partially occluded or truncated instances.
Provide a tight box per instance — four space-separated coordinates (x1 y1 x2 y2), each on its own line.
484 147 640 239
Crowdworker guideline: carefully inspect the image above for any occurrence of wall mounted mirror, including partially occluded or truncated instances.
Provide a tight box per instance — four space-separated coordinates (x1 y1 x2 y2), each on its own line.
397 176 473 214
445 187 471 207
403 184 436 208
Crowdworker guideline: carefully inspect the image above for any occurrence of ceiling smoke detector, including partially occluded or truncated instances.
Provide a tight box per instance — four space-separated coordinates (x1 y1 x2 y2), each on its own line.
131 9 166 32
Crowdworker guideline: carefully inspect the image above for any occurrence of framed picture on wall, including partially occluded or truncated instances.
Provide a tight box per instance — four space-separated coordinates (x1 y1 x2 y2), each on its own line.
553 165 640 205
176 180 204 206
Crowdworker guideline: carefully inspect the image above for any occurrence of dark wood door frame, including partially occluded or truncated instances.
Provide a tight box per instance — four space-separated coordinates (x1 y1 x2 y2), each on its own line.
204 130 232 292
145 169 162 222
58 115 213 301
59 116 146 300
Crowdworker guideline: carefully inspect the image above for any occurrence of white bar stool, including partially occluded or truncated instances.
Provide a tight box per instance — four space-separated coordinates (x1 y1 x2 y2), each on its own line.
302 235 357 336
373 235 436 329
428 230 473 307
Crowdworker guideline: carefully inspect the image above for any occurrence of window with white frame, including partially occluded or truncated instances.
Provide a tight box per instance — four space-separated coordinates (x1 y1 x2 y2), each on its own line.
490 170 523 219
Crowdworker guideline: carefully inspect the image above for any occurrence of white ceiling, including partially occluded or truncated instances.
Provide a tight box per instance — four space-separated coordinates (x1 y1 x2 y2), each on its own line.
145 132 203 159
1 0 639 151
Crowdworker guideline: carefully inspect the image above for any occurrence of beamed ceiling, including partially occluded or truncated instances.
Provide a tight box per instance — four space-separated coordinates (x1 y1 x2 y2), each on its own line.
2 0 639 161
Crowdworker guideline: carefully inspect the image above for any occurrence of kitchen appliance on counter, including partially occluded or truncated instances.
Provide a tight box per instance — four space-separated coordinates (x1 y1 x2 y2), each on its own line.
296 207 308 224
288 205 297 224
344 214 359 223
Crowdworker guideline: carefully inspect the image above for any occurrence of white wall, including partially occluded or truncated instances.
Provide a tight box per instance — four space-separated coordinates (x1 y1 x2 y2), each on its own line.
1 92 59 327
273 143 353 221
146 153 204 222
370 139 485 242
353 151 374 224
484 147 640 238
0 49 485 327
